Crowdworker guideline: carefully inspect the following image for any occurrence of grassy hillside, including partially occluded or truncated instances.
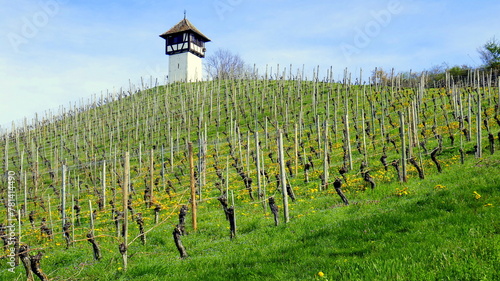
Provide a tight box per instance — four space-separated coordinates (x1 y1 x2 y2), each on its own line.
1 73 499 280
112 156 500 281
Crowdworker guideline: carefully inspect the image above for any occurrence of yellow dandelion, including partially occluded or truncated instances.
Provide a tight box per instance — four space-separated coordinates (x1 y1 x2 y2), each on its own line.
473 191 481 200
318 271 325 277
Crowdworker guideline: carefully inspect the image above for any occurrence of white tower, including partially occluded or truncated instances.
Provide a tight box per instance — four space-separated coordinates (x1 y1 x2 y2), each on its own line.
160 16 211 83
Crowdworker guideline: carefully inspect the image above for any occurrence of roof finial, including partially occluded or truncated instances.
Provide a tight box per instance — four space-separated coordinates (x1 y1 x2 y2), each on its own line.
184 10 186 19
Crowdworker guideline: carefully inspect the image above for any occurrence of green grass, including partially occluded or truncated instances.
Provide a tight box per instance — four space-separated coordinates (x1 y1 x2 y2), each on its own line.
3 154 498 280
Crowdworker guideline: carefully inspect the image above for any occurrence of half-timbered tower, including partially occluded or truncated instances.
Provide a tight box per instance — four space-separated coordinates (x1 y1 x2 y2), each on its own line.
160 16 211 83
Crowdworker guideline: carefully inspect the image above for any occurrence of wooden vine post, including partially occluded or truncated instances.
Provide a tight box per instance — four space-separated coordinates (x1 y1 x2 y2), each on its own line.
322 120 329 190
361 109 368 164
61 165 67 236
35 151 39 194
476 90 482 158
294 123 299 177
399 112 407 182
121 152 129 271
48 195 54 238
188 142 197 231
468 93 472 142
89 200 95 238
149 149 154 207
23 172 28 217
255 132 264 211
102 160 106 209
71 195 75 240
277 130 289 223
345 115 353 170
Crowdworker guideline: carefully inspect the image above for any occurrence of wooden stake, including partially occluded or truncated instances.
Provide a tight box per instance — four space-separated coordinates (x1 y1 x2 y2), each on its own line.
399 112 407 182
294 123 299 176
361 109 368 164
122 152 129 271
61 165 66 234
18 209 22 244
261 152 267 213
71 195 75 242
476 90 482 158
4 136 8 173
322 120 329 191
468 93 472 142
188 142 197 231
255 132 264 210
277 130 289 223
89 200 95 238
48 195 53 239
345 115 353 170
229 191 236 239
102 160 106 209
170 136 174 172
225 156 229 198
24 172 28 217
150 149 154 206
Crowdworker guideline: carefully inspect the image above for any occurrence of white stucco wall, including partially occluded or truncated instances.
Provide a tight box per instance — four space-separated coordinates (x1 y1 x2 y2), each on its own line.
168 52 202 83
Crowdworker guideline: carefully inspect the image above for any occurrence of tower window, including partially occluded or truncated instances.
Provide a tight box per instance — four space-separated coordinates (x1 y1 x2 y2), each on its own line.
168 34 184 45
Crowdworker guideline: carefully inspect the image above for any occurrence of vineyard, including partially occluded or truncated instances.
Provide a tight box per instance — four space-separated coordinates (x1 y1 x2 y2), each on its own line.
1 68 500 280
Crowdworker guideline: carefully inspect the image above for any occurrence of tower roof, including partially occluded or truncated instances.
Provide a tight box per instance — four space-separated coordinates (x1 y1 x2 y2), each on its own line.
160 18 211 42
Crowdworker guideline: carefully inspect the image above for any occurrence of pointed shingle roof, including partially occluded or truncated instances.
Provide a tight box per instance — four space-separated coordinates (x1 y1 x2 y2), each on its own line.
159 18 211 42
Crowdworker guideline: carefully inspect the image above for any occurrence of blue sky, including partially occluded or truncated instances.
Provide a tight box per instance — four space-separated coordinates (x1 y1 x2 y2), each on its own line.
1 0 499 129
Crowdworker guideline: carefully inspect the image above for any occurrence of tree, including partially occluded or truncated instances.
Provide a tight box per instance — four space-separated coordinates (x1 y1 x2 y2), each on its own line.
426 63 447 87
370 67 389 85
448 65 470 78
425 64 471 87
205 49 250 80
477 37 500 70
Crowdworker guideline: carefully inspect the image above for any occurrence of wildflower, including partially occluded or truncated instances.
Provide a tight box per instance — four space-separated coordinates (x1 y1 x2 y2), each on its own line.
473 191 481 200
395 187 409 197
484 203 493 207
318 271 325 277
